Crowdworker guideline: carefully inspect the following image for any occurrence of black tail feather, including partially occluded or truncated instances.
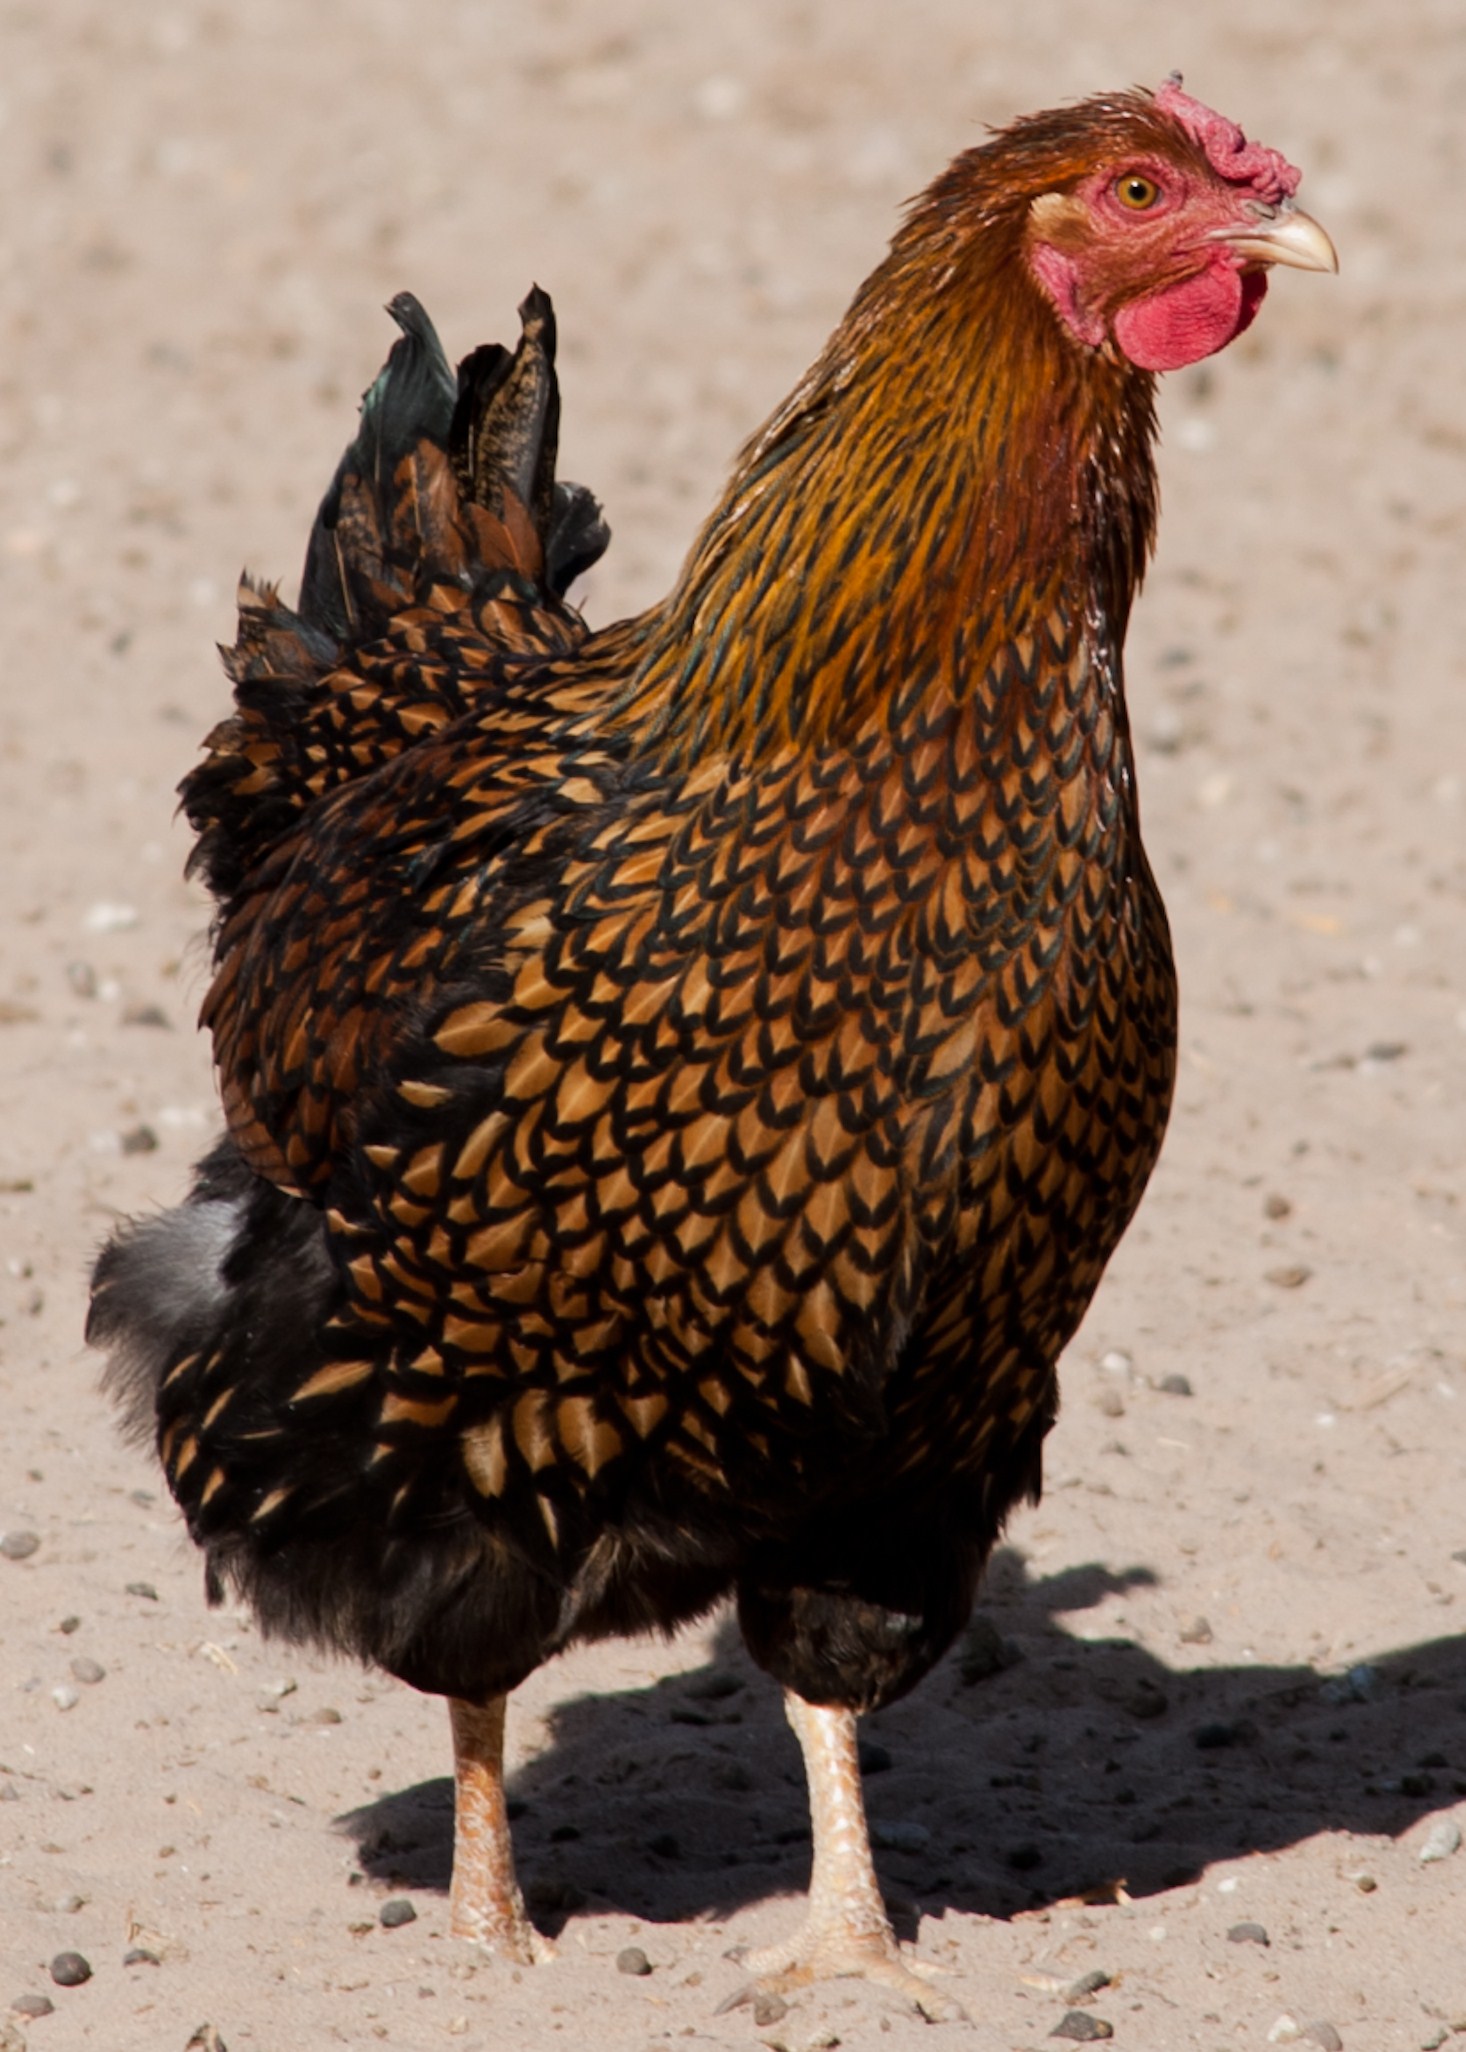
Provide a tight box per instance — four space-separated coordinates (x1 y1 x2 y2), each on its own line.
181 289 610 907
299 290 458 639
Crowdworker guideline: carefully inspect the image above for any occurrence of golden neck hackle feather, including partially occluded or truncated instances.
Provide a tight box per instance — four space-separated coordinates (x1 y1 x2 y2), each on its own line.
619 104 1162 773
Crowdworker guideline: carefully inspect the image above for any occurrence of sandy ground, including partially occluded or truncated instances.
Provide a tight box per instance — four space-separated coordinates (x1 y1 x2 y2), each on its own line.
2 3 1464 2048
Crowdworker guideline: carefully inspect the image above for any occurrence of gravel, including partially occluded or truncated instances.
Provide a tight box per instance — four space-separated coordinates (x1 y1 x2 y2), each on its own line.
378 1898 416 1928
1228 1921 1270 1945
1051 2011 1114 2041
1194 1720 1251 1749
1417 1818 1461 1864
49 1952 92 1987
871 1817 931 1852
1065 1971 1112 2000
0 1532 40 1561
615 1945 653 1975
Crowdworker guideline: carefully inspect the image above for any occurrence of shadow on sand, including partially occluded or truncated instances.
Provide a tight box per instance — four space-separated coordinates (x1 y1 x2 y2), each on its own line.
340 1545 1466 1936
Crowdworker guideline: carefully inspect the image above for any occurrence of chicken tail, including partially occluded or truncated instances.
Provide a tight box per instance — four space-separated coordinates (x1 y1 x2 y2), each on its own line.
184 289 609 903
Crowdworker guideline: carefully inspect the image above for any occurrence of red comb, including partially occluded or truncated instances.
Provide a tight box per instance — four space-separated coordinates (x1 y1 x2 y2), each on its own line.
1155 75 1300 205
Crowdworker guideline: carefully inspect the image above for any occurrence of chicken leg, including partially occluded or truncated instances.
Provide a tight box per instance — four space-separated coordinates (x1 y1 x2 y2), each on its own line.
447 1695 554 1963
728 1692 965 2021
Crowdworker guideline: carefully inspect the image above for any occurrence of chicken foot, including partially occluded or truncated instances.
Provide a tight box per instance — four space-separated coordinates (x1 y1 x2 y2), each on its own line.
447 1694 555 1963
724 1692 965 2022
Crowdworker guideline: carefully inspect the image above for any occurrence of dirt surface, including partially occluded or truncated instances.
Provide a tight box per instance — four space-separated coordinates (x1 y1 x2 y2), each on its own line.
2 4 1464 2048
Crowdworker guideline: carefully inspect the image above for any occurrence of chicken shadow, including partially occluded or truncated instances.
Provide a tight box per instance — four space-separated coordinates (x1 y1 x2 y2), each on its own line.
341 1545 1466 1934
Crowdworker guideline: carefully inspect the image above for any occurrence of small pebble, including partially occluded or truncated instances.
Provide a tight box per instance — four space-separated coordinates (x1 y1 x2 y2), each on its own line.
1353 1874 1377 1893
958 1615 1020 1684
1363 1040 1406 1063
1179 1615 1213 1645
185 2029 229 2052
1156 1372 1193 1397
1093 1385 1125 1418
1320 1664 1377 1706
871 1818 930 1852
1417 1818 1462 1864
1125 1681 1168 1720
379 1899 417 1929
120 1123 159 1155
49 1952 92 1987
684 1670 743 1701
1066 1970 1112 2000
69 1658 105 1686
121 1002 171 1029
12 1993 55 2018
1194 1720 1248 1750
615 1945 652 1976
1267 2018 1302 2046
751 1992 789 2026
123 1947 161 1966
1266 1264 1312 1289
57 1616 81 1634
1263 1192 1293 1219
1 1531 40 1561
51 1894 85 1915
83 901 139 933
51 1686 79 1712
1099 1349 1132 1374
1051 2011 1113 2042
1303 2026 1343 2052
1228 1921 1270 1946
125 1581 159 1601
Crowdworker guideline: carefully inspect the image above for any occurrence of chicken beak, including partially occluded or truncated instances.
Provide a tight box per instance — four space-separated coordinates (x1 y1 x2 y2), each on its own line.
1219 205 1339 274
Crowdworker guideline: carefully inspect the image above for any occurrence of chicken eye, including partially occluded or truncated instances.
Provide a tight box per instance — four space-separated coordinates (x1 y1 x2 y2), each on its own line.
1116 173 1161 210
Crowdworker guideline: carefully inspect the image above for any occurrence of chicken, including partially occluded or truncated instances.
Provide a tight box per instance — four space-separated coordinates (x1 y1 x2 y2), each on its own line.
89 78 1334 2016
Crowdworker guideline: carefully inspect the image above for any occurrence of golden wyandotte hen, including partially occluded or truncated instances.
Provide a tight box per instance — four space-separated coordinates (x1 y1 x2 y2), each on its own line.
91 77 1333 2017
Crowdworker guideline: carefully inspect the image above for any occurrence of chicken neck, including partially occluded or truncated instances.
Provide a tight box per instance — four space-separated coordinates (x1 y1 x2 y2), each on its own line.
616 183 1160 783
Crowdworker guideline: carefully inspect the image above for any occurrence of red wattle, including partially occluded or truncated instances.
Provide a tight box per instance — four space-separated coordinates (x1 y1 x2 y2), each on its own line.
1113 263 1268 372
